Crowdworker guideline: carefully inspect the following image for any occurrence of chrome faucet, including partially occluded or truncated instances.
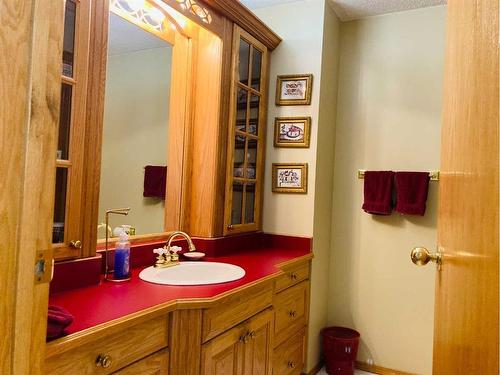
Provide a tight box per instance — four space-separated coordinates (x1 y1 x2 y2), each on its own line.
154 231 197 268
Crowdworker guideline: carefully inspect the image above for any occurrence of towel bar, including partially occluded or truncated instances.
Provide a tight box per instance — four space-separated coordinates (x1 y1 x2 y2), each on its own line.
357 170 440 181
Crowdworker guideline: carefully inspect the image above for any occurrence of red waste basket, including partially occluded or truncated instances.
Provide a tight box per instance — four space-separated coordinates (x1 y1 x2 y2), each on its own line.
321 327 360 375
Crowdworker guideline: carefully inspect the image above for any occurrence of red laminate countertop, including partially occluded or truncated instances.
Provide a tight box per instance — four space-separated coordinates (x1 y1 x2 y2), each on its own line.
49 246 311 335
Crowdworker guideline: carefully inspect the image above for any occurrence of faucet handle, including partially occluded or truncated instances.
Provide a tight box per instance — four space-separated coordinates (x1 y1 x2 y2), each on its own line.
170 246 182 255
153 247 166 255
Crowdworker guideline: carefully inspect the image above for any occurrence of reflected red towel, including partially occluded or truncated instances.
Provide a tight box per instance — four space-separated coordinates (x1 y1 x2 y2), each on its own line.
395 172 430 216
47 305 74 341
143 165 167 199
362 171 394 215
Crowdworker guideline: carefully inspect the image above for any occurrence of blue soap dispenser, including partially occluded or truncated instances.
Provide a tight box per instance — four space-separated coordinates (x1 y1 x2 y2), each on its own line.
114 230 130 280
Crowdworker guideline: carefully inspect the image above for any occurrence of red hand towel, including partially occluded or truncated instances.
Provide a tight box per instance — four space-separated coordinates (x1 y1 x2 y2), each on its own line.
362 171 395 215
395 172 430 216
143 165 167 199
47 305 74 341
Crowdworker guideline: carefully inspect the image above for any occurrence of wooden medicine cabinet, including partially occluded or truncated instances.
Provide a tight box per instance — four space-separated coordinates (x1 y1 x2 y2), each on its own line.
52 0 280 261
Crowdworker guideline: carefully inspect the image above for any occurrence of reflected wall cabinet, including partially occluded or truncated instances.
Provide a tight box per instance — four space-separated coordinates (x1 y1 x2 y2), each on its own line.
224 26 269 235
53 0 91 260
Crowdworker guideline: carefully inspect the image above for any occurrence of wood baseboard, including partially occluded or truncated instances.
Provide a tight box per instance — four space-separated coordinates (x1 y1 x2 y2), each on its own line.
306 361 323 375
355 361 417 375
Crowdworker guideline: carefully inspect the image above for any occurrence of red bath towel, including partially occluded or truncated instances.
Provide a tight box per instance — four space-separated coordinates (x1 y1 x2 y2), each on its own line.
47 305 74 341
362 171 395 215
395 172 430 216
143 165 167 199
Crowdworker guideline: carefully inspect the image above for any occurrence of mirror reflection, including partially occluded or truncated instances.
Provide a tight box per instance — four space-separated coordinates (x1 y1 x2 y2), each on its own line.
98 11 173 239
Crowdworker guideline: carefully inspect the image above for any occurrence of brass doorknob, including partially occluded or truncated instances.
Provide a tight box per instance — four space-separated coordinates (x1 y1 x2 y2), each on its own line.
411 247 442 267
70 240 82 249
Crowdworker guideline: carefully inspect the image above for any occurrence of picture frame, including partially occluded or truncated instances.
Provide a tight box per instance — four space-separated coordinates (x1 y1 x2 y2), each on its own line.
275 74 313 106
272 163 308 194
274 117 311 148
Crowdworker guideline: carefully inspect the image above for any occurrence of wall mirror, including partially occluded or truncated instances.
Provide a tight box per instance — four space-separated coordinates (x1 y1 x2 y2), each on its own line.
97 0 190 242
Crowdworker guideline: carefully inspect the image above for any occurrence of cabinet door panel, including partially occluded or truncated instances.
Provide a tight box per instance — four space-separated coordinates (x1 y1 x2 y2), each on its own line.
201 324 245 375
224 25 268 235
202 309 273 375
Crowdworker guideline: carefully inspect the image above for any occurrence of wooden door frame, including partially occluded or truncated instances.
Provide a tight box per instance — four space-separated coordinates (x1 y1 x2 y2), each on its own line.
1 0 64 374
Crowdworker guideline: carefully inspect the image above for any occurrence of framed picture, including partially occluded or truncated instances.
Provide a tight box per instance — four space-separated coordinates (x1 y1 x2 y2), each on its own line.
272 163 308 194
275 74 313 106
274 117 311 148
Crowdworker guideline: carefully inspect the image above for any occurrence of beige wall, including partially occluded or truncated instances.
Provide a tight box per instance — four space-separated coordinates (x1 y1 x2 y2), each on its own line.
328 6 446 375
254 0 340 370
99 47 172 236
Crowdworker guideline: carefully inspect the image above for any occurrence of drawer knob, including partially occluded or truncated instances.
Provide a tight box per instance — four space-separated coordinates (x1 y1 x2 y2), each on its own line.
287 361 296 369
290 272 298 280
288 310 297 318
95 354 112 368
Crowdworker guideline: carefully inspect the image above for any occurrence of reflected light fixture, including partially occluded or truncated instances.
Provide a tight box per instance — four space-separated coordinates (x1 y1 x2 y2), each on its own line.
175 0 212 24
111 0 178 36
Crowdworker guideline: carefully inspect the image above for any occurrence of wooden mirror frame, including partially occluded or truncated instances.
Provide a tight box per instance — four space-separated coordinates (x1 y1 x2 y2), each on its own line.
79 0 227 258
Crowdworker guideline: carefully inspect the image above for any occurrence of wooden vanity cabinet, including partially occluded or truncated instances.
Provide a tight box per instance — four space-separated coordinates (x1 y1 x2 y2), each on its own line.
201 309 274 375
45 259 311 374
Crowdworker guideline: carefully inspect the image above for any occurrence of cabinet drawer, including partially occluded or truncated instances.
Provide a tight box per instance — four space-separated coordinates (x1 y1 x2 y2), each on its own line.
202 281 273 343
275 262 310 293
274 281 309 347
45 315 169 374
113 349 169 375
273 328 306 375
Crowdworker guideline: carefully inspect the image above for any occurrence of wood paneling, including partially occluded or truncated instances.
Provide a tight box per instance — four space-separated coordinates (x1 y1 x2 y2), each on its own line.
185 27 224 237
0 0 64 373
165 31 194 231
434 0 499 374
46 314 168 374
169 309 203 375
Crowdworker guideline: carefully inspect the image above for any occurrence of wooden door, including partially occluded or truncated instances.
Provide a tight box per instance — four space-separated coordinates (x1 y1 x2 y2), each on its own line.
0 0 64 374
434 0 499 373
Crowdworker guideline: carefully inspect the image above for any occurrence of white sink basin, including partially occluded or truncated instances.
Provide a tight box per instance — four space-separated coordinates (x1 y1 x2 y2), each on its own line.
139 261 245 286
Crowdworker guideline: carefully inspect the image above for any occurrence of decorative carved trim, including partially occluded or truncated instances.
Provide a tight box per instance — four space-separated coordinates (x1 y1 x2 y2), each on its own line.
204 0 282 50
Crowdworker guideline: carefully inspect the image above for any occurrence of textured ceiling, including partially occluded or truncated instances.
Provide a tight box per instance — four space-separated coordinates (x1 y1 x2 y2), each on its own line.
240 0 447 21
330 0 447 21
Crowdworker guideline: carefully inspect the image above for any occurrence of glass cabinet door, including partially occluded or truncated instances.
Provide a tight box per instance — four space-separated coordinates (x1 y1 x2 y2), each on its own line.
53 0 91 259
225 26 268 235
